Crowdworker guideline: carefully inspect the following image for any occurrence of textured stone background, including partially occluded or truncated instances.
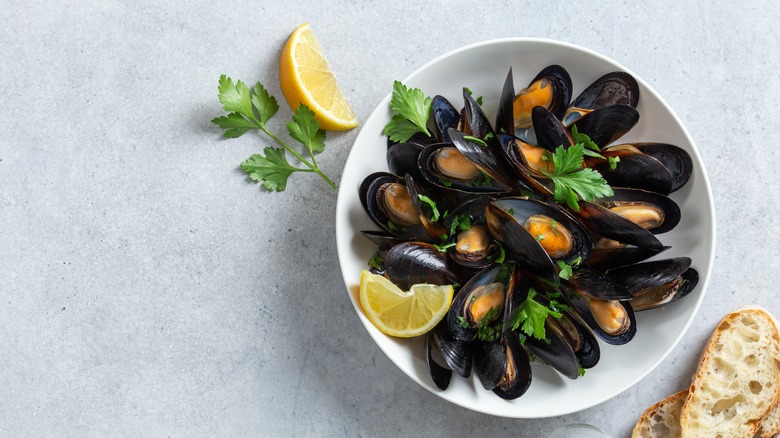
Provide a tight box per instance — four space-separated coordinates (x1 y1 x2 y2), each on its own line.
1 0 777 436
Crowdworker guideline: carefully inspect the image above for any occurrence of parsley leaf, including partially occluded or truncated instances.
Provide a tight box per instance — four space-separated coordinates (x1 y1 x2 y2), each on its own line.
417 194 440 222
433 242 456 253
556 260 573 280
240 148 301 192
570 125 600 152
541 144 614 211
448 212 472 238
383 81 432 142
609 156 620 170
217 75 255 118
578 363 586 377
287 105 326 155
211 112 258 138
463 135 489 148
512 288 563 341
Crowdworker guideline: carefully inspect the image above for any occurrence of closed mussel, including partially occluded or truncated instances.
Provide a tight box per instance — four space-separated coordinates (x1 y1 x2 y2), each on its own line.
632 143 694 192
586 144 673 195
563 72 640 127
384 242 463 291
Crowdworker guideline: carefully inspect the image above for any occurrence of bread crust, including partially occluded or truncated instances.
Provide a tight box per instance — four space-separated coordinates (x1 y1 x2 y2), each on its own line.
680 307 780 438
632 389 688 438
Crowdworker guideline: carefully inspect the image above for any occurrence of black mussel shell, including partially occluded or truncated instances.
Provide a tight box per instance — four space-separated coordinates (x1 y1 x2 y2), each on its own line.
560 286 637 345
431 322 472 378
433 95 460 143
495 67 515 136
492 197 593 265
570 104 639 148
551 309 600 369
632 143 694 192
593 188 681 235
575 200 664 251
498 133 556 197
563 72 640 126
631 268 699 311
486 203 558 287
418 141 512 194
492 333 532 400
387 142 425 181
425 330 452 390
608 257 692 298
588 146 673 195
525 317 580 379
359 172 430 240
406 174 447 241
513 65 573 129
563 267 632 301
444 196 499 270
462 89 495 139
359 230 409 251
447 264 504 342
384 242 463 291
448 129 518 190
473 340 505 390
586 246 670 270
533 106 574 152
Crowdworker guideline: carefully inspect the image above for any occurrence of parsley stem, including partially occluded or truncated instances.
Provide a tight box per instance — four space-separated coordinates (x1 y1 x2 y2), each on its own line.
257 124 337 190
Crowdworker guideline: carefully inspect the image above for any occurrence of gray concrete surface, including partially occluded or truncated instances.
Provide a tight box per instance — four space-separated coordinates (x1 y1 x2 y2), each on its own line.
1 0 778 436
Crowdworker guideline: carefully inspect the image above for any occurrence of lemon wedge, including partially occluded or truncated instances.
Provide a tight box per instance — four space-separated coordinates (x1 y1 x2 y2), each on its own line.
359 270 454 338
279 23 359 131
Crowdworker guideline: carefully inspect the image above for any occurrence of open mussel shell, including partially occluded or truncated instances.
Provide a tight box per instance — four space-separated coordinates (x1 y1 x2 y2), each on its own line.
608 257 692 298
560 286 637 345
425 330 452 390
486 203 558 287
406 174 447 241
632 143 693 192
513 65 573 130
448 129 518 191
593 188 681 235
433 95 461 143
563 72 640 127
498 133 556 197
489 333 532 400
443 196 499 270
631 267 699 311
359 172 430 240
387 142 425 181
560 311 601 369
384 242 463 291
533 106 574 152
575 200 664 251
589 147 673 195
569 104 640 148
492 197 593 266
586 245 670 270
446 264 505 342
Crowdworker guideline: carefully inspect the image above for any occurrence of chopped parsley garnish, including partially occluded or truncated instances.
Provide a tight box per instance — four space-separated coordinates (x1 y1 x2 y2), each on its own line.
463 135 489 148
457 316 470 329
578 363 586 377
471 171 493 187
383 81 432 142
475 306 502 342
433 242 456 253
540 144 614 211
448 212 472 238
511 287 563 341
556 256 582 280
417 194 440 222
491 244 506 264
386 221 406 233
439 178 454 187
536 234 546 242
368 252 384 271
609 156 620 170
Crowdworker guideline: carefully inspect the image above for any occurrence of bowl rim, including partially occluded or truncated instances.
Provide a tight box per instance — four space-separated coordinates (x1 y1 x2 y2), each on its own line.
335 36 716 418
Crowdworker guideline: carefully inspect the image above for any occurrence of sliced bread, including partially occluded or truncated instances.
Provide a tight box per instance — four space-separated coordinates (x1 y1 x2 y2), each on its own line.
757 402 780 438
632 389 688 438
680 307 780 438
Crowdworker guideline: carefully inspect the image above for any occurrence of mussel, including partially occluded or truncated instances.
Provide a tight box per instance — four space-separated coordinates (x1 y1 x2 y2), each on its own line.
513 65 573 130
384 242 463 290
563 72 640 126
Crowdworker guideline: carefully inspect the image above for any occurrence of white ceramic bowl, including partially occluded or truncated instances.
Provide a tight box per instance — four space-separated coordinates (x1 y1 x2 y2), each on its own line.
335 38 715 418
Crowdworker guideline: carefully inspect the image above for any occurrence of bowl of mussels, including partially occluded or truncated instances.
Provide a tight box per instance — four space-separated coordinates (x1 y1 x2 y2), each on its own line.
335 38 715 418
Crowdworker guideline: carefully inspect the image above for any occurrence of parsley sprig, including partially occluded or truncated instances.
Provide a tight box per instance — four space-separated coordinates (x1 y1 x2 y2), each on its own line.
540 144 614 211
212 75 336 191
511 287 564 341
383 81 432 143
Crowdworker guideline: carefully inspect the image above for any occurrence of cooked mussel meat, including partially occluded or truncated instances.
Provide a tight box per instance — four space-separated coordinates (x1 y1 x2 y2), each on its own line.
513 65 572 129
